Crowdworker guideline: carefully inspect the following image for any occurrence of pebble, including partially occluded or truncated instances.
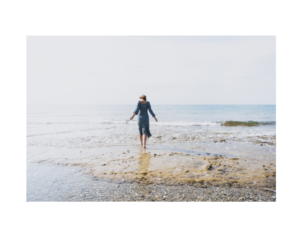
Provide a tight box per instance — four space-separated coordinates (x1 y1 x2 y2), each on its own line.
28 179 277 202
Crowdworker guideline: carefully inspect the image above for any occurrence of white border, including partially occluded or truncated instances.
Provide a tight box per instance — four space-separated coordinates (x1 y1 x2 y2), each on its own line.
1 1 299 250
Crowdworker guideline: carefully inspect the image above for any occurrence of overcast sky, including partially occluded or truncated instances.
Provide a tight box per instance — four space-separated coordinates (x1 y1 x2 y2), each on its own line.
27 36 275 105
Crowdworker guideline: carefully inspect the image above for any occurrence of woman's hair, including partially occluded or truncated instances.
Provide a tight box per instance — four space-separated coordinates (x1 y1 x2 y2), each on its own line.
139 95 147 101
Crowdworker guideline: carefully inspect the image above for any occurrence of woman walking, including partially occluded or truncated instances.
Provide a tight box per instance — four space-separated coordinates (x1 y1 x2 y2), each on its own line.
130 95 158 148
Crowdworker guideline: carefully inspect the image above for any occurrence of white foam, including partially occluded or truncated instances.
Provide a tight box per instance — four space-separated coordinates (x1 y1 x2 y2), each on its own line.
151 121 219 126
27 119 219 126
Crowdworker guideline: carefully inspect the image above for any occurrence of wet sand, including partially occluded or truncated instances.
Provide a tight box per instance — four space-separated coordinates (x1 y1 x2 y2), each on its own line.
27 162 275 202
27 139 276 202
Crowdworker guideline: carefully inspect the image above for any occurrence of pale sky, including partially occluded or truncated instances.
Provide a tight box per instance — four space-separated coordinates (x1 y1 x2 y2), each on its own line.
27 36 275 105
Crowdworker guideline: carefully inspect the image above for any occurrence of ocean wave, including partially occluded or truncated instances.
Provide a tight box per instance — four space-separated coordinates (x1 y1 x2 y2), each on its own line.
27 120 135 125
26 120 219 126
152 121 219 126
27 120 276 127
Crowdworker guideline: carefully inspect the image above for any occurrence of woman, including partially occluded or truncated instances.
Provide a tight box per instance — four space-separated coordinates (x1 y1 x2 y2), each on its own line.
130 95 158 148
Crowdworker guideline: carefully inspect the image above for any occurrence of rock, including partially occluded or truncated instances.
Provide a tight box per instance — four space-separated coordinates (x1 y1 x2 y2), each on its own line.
154 154 157 157
123 152 126 154
213 140 218 143
205 164 212 171
260 144 263 146
102 164 106 166
220 139 226 143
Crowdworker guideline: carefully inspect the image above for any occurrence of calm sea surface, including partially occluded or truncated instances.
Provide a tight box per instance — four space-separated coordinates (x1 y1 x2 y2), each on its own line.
27 105 275 124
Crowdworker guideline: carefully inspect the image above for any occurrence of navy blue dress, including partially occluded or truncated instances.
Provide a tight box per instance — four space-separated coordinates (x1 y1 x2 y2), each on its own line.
133 101 156 138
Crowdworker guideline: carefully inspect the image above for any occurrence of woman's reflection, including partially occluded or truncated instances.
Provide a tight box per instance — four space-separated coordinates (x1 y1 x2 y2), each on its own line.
138 147 151 184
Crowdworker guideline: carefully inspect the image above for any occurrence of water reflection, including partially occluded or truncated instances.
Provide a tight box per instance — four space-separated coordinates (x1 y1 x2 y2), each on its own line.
138 147 151 183
135 148 153 199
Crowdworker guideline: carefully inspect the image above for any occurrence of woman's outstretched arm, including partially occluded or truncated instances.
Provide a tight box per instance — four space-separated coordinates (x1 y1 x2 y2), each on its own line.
148 102 158 122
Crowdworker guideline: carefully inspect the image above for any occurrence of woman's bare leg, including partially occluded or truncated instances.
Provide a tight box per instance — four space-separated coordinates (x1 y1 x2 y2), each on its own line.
139 134 143 146
143 134 147 148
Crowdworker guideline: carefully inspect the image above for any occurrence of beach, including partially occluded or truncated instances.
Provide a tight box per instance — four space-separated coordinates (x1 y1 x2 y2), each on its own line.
27 105 276 202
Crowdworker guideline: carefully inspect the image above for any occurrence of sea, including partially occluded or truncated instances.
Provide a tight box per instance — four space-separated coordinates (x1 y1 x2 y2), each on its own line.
27 104 276 147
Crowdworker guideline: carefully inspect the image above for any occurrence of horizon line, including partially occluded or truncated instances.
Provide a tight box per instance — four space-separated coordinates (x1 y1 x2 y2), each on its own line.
27 104 276 106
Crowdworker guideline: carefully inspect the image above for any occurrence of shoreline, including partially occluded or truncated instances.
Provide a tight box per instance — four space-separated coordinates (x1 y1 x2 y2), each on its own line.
27 163 276 202
27 139 276 202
